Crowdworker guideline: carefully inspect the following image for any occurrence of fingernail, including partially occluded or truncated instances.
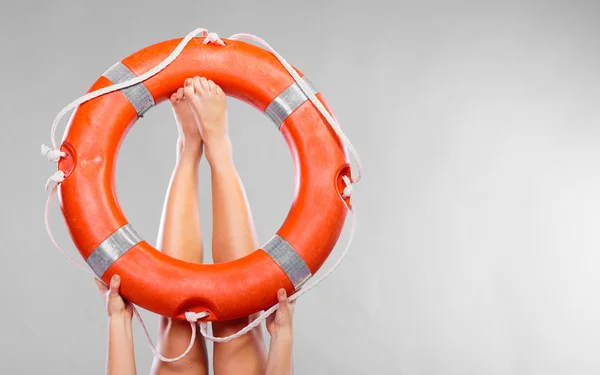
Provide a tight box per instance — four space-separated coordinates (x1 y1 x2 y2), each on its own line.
278 289 286 298
112 275 120 282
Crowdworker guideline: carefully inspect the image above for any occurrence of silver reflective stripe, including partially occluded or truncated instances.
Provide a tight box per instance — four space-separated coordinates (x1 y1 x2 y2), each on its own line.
265 77 318 129
86 224 142 277
103 62 155 117
261 235 312 289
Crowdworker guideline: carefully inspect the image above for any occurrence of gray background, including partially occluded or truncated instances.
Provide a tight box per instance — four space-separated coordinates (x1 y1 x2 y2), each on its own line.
1 0 600 374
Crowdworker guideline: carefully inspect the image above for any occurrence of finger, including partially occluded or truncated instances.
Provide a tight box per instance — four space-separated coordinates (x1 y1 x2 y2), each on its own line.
109 274 121 297
277 288 289 310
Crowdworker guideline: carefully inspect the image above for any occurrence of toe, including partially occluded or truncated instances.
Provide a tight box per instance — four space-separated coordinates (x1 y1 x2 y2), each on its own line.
176 88 184 100
207 80 216 92
193 76 204 94
199 77 210 92
183 78 196 99
170 93 177 104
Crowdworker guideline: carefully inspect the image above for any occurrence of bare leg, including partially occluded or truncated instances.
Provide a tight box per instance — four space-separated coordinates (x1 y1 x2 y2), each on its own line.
184 76 267 375
150 87 208 375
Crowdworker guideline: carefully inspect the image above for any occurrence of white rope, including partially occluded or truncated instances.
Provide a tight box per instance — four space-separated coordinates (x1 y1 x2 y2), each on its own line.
45 170 65 192
229 33 363 185
44 183 97 278
341 175 353 198
41 144 66 162
42 28 215 153
203 32 225 46
130 307 209 362
195 177 357 343
41 27 360 359
40 27 223 364
44 176 205 362
191 33 362 343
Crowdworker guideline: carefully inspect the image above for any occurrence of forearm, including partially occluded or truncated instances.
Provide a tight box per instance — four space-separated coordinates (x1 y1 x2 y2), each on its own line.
265 332 294 375
107 315 136 375
209 138 258 261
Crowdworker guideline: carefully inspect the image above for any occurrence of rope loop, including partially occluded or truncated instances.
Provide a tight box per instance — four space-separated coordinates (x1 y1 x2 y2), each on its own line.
41 144 66 162
202 32 225 46
185 311 209 322
341 175 353 198
45 170 65 191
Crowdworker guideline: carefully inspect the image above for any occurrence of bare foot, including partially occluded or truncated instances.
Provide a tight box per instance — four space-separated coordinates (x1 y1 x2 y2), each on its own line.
170 86 203 158
182 76 231 165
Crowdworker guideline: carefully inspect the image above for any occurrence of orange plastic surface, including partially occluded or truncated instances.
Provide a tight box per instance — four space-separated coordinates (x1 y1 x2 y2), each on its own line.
57 37 350 321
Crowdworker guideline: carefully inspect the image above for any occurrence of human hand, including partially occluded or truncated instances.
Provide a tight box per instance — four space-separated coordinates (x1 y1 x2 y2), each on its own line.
95 274 133 320
266 289 295 338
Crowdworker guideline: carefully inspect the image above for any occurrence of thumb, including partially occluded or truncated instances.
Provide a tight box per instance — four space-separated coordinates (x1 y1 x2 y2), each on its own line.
109 274 121 298
277 289 289 312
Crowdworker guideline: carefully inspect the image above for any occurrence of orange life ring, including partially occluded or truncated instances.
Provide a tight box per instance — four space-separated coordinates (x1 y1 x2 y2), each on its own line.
57 36 351 322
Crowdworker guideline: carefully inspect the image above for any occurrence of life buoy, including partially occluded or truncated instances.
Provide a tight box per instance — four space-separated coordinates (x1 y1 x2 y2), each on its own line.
56 36 351 322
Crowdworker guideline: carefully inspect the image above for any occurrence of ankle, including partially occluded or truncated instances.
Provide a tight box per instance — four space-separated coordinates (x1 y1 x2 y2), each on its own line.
205 137 233 167
177 138 203 161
